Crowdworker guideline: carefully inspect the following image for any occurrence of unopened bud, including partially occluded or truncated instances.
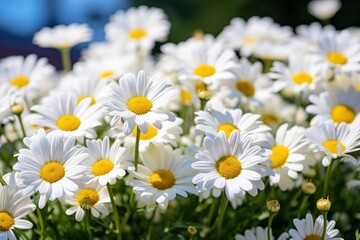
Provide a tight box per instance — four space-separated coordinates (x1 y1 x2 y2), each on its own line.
317 197 331 212
302 181 316 195
11 103 24 115
188 226 197 235
197 90 212 101
266 200 280 214
193 29 204 40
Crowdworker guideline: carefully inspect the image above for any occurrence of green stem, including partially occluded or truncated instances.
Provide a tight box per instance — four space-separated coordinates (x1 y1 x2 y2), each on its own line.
14 229 31 240
134 126 141 171
321 212 328 240
120 191 135 232
323 160 334 197
59 48 72 72
0 173 6 186
214 193 229 240
36 207 45 240
204 197 218 224
16 114 27 138
84 210 92 240
297 195 309 218
267 214 274 240
145 206 157 240
107 184 122 240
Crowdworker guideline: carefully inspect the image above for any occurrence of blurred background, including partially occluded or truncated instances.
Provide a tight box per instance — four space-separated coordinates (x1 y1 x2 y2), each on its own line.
0 0 359 69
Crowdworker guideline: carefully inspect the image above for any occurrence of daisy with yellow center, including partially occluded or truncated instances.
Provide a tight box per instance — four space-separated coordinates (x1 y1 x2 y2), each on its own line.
288 213 341 240
26 93 103 140
105 6 170 52
192 131 273 201
100 70 177 135
306 86 360 126
195 107 270 143
126 145 197 210
0 185 36 240
270 54 325 93
267 124 311 191
305 120 360 167
83 137 133 186
65 182 110 222
13 133 88 208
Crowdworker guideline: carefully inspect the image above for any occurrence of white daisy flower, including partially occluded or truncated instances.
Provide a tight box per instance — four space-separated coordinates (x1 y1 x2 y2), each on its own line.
111 117 183 152
0 185 36 240
305 120 360 167
222 58 273 106
26 93 103 140
105 5 170 52
126 145 197 210
267 124 311 191
306 86 360 125
194 107 270 143
33 24 92 49
270 54 326 93
83 137 133 186
333 72 360 91
99 70 176 135
295 22 336 50
192 131 273 200
65 181 110 222
235 226 289 240
13 133 88 208
312 30 360 74
0 54 56 101
308 0 342 21
288 213 342 240
178 41 239 85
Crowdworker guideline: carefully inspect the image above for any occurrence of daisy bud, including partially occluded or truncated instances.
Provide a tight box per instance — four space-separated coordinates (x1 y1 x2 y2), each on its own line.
266 200 280 214
197 90 212 101
193 29 204 40
302 181 316 195
317 197 331 213
11 103 24 115
188 226 197 236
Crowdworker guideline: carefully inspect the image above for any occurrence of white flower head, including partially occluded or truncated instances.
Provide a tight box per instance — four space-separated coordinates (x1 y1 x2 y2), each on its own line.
192 131 273 201
84 137 133 185
126 145 197 210
100 70 177 135
65 181 110 222
33 24 93 49
308 0 342 20
235 226 289 240
13 133 88 208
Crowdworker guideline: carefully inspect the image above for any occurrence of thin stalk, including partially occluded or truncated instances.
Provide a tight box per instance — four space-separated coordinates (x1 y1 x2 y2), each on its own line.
145 206 157 240
59 48 71 72
120 191 135 232
36 207 45 240
134 126 141 171
16 114 27 138
267 214 274 240
14 229 31 240
297 195 309 218
84 210 92 240
204 197 218 224
0 173 6 186
321 212 328 240
323 160 334 197
214 193 229 240
107 184 122 240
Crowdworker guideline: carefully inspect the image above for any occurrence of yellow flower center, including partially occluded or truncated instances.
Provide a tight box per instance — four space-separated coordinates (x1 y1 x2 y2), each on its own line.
194 64 216 78
216 156 242 179
304 234 321 240
76 189 100 210
0 211 14 232
181 90 192 104
132 125 158 140
292 72 313 85
150 169 175 190
243 36 257 45
128 28 147 40
127 96 152 115
99 70 115 79
355 84 360 92
235 80 255 97
195 81 207 92
77 95 96 106
56 114 81 131
331 104 356 123
10 75 30 88
323 140 345 154
262 114 279 125
40 161 65 183
327 52 348 65
217 124 239 138
270 145 289 169
92 159 114 176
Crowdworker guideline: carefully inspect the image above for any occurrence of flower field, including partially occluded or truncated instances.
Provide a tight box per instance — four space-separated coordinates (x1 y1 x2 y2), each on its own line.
0 1 359 240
